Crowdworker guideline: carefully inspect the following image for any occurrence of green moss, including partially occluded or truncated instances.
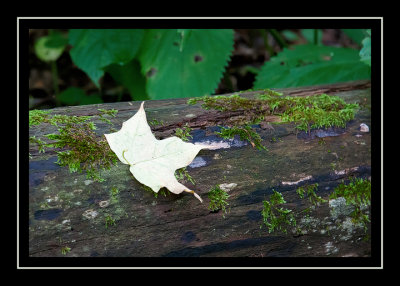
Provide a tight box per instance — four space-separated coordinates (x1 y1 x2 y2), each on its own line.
61 246 71 255
29 109 120 181
296 183 327 206
97 108 118 125
330 178 371 231
208 185 230 217
45 122 118 181
29 136 49 153
175 123 193 142
104 214 116 228
261 190 296 234
216 125 267 151
188 91 359 136
175 167 195 185
110 186 120 203
29 110 51 126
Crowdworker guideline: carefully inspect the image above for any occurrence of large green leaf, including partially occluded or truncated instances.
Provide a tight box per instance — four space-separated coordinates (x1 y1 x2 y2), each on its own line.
137 29 234 99
68 29 144 86
253 44 370 89
106 59 149 101
342 29 366 45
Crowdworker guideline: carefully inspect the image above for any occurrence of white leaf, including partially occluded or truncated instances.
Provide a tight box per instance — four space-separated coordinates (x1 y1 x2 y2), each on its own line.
105 102 209 202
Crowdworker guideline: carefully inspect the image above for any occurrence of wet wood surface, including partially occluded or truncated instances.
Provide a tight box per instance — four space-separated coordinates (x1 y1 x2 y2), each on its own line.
28 80 372 259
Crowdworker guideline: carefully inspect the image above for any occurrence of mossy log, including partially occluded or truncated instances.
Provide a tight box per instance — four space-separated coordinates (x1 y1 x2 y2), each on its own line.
28 80 373 260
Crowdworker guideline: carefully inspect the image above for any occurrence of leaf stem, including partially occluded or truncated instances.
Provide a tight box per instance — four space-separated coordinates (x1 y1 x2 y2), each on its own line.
122 149 132 166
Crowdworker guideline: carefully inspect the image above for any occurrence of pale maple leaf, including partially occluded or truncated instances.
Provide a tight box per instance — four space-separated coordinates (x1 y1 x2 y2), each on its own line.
105 102 209 202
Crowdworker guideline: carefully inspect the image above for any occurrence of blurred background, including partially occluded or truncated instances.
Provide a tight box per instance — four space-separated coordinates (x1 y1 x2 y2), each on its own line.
29 29 371 110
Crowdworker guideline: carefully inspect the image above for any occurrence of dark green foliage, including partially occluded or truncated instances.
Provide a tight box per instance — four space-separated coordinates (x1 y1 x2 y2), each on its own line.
254 43 370 89
69 29 144 86
137 29 234 99
57 87 103 106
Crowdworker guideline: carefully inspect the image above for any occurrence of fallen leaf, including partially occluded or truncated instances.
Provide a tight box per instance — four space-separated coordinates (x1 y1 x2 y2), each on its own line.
105 102 209 202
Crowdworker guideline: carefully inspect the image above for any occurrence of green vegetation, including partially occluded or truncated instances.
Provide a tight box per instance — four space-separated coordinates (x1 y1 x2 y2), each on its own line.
29 109 119 181
296 183 327 206
253 42 370 89
97 108 118 125
110 186 120 203
188 91 358 150
175 123 193 142
359 29 371 68
258 92 359 132
330 178 371 231
175 167 196 185
104 214 116 228
32 29 370 106
29 109 92 127
61 246 71 255
45 122 117 182
261 190 296 234
216 125 267 151
208 185 230 217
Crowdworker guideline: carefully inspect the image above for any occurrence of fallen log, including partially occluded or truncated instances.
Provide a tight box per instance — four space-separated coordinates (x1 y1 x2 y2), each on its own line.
27 80 374 263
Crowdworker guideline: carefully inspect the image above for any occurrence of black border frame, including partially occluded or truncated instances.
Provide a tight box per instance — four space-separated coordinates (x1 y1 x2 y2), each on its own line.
19 17 383 269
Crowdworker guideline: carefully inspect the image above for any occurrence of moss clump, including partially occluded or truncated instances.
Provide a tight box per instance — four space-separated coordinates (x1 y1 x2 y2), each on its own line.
329 178 371 231
208 185 230 217
188 93 271 125
104 214 116 228
29 110 51 126
261 190 296 234
188 91 359 139
29 109 92 127
45 122 118 181
175 167 195 185
261 93 359 132
296 183 327 206
216 125 267 151
175 123 193 142
29 109 119 181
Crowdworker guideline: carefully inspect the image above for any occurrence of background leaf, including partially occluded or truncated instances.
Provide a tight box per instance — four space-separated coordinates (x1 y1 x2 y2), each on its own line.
301 29 323 45
106 59 149 101
342 29 366 45
137 29 234 99
359 29 371 67
34 32 67 62
68 29 144 86
57 87 103 105
253 44 370 89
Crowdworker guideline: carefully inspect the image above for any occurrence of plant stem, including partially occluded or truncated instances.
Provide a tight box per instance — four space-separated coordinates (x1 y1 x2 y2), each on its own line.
51 60 59 96
314 29 319 45
259 29 275 56
268 29 288 48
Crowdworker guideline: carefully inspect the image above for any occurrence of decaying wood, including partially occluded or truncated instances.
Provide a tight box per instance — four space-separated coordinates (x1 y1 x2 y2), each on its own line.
28 80 372 259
